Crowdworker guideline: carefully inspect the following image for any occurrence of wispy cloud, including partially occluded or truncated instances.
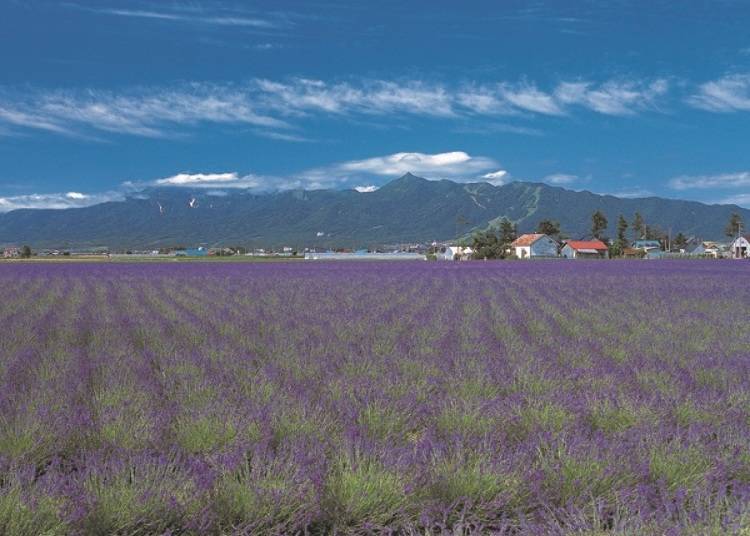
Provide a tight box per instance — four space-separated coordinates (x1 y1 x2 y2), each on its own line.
0 75 672 140
252 129 313 143
255 78 456 117
555 79 668 115
500 83 565 115
669 171 750 190
0 106 72 135
68 4 280 29
0 85 286 138
687 74 750 112
354 185 378 193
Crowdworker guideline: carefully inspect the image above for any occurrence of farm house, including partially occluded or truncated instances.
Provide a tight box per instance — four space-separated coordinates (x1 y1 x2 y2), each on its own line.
441 246 473 260
730 236 750 259
2 246 20 258
510 234 559 259
561 240 609 259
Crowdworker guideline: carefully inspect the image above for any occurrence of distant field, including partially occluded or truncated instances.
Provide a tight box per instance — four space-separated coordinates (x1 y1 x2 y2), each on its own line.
1 261 750 534
0 255 305 263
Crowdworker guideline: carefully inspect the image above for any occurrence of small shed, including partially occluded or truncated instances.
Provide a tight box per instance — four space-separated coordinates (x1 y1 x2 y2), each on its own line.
510 234 559 259
730 236 750 259
561 240 609 259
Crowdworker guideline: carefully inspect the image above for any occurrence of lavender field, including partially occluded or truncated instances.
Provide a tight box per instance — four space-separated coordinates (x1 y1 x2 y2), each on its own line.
1 260 750 534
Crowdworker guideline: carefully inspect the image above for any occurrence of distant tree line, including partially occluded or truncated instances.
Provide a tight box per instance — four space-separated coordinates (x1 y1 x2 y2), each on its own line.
468 211 744 259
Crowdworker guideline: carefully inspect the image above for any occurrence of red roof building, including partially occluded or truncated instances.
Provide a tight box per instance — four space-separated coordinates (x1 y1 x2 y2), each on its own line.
561 240 609 259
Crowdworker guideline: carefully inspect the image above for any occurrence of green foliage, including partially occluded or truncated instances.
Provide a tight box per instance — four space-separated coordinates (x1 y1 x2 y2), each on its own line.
536 219 561 239
173 416 236 454
632 212 645 241
436 402 495 438
539 449 626 505
213 460 307 533
0 486 66 536
428 454 521 508
20 245 31 259
507 402 572 441
591 210 608 240
649 446 712 492
672 400 711 427
673 232 688 250
613 214 629 255
81 462 193 535
357 403 411 441
322 456 406 531
587 401 638 435
471 218 517 259
725 212 744 238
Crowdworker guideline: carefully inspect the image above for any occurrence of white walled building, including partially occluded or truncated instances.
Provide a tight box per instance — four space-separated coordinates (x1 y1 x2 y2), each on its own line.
510 234 559 259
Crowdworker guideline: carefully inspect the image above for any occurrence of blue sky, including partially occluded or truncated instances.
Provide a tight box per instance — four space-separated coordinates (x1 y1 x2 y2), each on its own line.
2 0 750 211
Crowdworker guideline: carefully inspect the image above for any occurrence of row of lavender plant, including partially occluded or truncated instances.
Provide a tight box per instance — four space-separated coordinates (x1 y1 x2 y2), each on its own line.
1 260 749 534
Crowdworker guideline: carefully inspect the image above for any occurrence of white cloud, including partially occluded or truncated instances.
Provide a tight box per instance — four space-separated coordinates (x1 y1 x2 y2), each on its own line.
155 172 240 186
669 171 750 190
687 74 750 112
555 79 668 115
0 191 122 212
716 193 750 208
480 170 509 185
602 188 655 199
144 151 500 194
137 171 311 192
543 173 579 185
0 149 497 212
329 151 498 179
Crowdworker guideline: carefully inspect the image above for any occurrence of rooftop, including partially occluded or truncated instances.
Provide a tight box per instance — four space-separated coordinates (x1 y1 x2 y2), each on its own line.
511 233 547 247
565 240 608 251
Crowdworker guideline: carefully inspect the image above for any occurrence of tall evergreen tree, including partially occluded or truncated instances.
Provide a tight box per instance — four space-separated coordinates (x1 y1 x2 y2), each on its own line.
725 212 744 238
591 210 608 240
617 215 628 244
536 219 561 239
673 232 688 250
499 218 517 245
632 212 645 241
613 215 629 255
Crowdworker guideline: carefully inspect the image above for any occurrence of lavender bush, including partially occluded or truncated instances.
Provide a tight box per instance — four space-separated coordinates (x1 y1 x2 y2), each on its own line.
1 260 750 534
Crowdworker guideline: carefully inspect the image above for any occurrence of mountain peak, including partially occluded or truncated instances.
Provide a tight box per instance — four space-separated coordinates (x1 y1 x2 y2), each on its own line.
395 172 426 183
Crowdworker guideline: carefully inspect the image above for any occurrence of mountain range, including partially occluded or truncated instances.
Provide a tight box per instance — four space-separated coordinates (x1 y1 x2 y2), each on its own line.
0 173 746 249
